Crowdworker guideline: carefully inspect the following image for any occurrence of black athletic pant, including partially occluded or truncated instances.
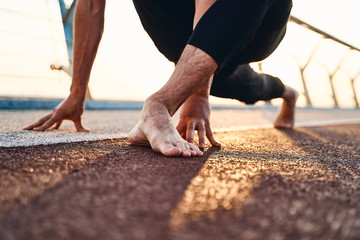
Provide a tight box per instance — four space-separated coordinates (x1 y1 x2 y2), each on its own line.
133 0 292 104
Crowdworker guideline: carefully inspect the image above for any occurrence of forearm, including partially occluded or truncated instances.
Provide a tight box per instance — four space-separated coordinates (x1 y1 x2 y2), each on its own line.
70 0 106 99
190 0 217 98
188 75 213 100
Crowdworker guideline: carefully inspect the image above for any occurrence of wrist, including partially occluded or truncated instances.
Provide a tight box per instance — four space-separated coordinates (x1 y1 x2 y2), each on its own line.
193 88 209 98
70 84 87 97
194 74 213 97
182 92 209 111
188 90 209 102
68 89 86 105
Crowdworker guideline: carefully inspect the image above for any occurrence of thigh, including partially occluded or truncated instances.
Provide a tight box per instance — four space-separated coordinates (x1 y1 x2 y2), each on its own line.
188 0 272 70
188 0 292 71
132 0 194 63
235 0 293 64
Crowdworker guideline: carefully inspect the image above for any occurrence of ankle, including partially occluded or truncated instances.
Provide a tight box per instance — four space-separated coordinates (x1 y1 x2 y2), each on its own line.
143 94 173 117
282 86 298 103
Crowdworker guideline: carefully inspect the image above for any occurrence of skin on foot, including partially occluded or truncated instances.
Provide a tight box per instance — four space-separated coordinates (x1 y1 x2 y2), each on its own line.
128 99 203 158
274 86 299 129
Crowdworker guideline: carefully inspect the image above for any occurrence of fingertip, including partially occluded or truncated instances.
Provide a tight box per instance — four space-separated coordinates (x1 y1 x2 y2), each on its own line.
213 141 221 147
176 125 185 134
209 138 221 147
78 128 90 133
23 124 36 130
75 123 89 132
181 132 186 139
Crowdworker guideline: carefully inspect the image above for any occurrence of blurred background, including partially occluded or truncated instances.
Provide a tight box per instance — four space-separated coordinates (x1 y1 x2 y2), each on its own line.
0 0 359 109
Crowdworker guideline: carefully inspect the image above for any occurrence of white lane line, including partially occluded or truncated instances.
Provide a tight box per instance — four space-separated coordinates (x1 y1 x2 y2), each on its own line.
294 118 360 127
0 132 128 148
213 118 360 133
1 119 359 148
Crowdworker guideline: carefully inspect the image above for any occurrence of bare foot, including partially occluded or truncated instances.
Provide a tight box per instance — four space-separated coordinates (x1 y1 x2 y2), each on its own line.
128 97 203 157
274 86 298 129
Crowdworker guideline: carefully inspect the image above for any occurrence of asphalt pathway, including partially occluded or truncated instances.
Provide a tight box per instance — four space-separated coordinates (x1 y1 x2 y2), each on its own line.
0 123 359 240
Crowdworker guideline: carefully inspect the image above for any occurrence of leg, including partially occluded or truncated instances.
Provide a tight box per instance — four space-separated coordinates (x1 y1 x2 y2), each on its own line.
209 0 296 128
274 86 298 129
128 45 218 157
130 0 293 157
132 0 194 63
211 64 285 104
208 0 293 102
211 64 298 129
131 0 224 155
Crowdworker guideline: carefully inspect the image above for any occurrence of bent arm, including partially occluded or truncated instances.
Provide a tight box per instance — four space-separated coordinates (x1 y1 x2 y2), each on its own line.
176 0 220 147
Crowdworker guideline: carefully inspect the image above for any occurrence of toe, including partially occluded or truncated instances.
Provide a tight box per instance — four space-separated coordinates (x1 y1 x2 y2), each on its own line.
181 151 192 158
175 141 192 157
164 147 183 157
274 122 293 129
189 144 203 156
160 143 182 157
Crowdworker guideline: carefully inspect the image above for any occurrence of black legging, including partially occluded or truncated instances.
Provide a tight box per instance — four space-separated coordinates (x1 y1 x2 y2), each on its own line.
132 0 292 104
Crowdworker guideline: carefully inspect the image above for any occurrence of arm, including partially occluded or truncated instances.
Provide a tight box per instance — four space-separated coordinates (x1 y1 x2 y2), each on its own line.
176 0 220 147
176 75 220 148
24 0 106 131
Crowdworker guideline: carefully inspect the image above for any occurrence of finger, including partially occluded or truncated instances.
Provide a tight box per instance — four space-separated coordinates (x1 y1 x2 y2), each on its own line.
181 132 186 139
52 120 63 130
177 124 186 139
176 124 186 135
197 124 206 148
186 122 195 143
33 117 59 131
74 119 89 132
205 125 221 147
23 114 51 130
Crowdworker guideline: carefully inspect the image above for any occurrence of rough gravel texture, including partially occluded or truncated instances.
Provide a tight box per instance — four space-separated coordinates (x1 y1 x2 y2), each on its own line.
0 124 359 240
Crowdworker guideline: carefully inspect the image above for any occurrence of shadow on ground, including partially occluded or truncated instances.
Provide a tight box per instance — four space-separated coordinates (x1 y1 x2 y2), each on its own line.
0 124 359 240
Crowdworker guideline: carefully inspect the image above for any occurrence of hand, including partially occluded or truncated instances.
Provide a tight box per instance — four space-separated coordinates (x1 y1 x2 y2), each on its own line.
176 94 221 148
23 94 89 132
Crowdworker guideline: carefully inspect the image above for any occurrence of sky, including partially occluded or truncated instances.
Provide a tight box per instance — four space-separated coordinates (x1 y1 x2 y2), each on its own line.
0 0 359 108
291 0 360 49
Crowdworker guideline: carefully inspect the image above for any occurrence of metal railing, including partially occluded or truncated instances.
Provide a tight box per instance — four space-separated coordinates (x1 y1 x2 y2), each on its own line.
289 15 360 108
